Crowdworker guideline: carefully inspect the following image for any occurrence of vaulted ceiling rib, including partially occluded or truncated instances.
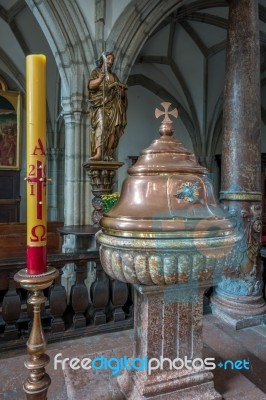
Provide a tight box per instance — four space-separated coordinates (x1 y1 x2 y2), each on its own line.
0 0 266 160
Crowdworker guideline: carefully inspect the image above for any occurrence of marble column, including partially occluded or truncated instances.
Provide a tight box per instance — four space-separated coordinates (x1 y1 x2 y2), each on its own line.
211 0 266 328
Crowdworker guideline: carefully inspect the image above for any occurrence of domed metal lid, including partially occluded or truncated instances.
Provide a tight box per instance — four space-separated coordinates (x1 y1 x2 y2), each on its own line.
100 103 234 238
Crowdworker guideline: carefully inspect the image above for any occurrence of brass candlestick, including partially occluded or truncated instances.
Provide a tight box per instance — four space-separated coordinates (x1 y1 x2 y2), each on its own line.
14 267 59 400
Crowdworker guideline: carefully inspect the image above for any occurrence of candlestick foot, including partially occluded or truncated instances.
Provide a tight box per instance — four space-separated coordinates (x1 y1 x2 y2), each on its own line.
14 266 58 400
24 369 51 400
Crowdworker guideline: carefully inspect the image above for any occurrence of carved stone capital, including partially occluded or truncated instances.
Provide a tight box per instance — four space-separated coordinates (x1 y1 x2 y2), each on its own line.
83 160 123 226
83 160 123 195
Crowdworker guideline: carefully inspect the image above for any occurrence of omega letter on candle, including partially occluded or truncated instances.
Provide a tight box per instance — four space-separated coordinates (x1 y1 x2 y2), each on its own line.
26 55 47 275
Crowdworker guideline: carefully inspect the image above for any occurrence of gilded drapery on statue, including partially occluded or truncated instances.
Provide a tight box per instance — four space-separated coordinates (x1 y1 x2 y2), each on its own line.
88 52 128 161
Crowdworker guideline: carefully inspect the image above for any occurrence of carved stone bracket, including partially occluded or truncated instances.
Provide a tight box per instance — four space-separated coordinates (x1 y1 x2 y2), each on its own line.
83 160 123 226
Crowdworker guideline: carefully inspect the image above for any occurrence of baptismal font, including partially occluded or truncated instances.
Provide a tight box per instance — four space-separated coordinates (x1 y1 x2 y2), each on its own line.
97 102 242 399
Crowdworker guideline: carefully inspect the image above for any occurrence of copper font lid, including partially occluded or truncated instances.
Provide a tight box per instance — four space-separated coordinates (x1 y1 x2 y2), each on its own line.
100 103 234 238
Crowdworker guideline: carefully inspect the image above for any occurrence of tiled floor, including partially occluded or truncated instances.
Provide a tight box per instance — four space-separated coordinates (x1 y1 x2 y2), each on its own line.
0 315 266 400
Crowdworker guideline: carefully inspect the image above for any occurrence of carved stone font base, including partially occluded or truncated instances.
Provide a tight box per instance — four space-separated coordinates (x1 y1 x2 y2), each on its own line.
118 284 221 400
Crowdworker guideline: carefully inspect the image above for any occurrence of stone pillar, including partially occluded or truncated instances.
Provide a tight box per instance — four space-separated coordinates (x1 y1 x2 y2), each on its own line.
119 284 221 399
198 155 216 190
95 0 106 57
62 97 91 229
47 147 64 220
211 0 266 328
198 155 214 171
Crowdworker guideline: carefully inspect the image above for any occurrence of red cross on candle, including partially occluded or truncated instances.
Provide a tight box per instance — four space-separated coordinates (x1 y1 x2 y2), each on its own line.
26 160 46 220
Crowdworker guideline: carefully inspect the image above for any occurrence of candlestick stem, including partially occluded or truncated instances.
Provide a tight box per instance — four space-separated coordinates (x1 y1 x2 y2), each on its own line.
14 267 58 400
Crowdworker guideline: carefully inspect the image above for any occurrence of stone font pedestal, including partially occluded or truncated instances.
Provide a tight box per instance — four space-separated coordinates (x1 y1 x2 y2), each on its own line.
118 284 221 399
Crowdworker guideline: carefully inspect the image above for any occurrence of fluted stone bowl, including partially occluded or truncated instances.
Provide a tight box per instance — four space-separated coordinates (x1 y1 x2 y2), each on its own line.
97 230 242 286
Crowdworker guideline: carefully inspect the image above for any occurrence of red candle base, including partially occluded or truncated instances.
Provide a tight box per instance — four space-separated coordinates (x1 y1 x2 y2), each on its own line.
27 246 47 275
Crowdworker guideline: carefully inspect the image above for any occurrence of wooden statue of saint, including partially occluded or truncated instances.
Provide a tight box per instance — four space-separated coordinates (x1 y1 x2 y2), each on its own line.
88 52 128 161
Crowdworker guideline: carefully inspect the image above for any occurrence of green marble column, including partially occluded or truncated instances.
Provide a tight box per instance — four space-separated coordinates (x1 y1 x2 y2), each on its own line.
211 0 266 328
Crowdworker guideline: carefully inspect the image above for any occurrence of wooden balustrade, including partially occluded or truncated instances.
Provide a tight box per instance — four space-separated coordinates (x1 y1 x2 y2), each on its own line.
0 252 133 351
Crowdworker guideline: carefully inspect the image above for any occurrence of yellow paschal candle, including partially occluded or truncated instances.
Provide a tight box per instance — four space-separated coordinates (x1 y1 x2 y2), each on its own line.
26 55 47 275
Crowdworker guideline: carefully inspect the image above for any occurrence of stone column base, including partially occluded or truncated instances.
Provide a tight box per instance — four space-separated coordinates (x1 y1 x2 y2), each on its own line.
211 288 266 329
118 368 221 400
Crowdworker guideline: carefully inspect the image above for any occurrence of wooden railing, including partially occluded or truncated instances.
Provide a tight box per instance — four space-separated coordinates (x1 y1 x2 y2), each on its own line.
0 252 133 351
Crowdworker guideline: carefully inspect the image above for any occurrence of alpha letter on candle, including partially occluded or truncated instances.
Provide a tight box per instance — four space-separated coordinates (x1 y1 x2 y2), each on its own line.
26 54 47 275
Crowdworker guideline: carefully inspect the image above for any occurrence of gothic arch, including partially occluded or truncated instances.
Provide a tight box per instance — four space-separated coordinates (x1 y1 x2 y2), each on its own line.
0 49 25 91
128 74 196 151
106 0 229 81
106 0 185 81
25 0 95 96
105 0 229 157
